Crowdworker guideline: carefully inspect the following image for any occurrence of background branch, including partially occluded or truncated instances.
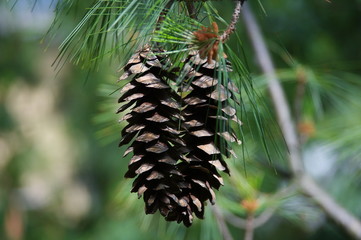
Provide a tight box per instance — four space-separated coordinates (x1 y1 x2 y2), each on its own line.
211 205 234 240
241 3 304 177
244 214 254 240
241 3 361 239
224 208 275 229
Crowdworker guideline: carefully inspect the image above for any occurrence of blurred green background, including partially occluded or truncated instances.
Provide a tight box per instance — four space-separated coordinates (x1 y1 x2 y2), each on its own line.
1 1 361 239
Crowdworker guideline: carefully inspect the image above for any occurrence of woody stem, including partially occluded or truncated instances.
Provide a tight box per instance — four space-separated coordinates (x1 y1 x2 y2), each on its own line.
186 2 197 19
220 0 244 42
156 0 175 32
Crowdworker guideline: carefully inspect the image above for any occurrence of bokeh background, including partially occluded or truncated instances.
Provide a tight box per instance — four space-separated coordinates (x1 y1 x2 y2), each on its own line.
1 0 361 239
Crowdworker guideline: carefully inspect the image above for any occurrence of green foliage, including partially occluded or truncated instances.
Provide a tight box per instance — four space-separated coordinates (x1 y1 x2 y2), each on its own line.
49 0 170 71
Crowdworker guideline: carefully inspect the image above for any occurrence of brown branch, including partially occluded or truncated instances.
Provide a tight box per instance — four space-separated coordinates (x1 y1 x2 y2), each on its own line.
156 0 175 32
241 3 361 239
186 2 197 20
220 0 244 42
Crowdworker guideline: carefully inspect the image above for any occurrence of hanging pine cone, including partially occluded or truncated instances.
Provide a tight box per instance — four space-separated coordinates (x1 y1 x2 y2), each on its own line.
117 46 191 221
167 51 242 225
117 47 241 227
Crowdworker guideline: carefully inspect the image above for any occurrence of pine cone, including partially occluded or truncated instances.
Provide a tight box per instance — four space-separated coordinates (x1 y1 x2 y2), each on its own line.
117 48 241 227
168 51 241 225
117 46 189 220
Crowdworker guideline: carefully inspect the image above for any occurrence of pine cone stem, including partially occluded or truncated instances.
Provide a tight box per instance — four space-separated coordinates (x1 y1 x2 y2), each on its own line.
156 0 175 32
220 0 244 42
186 2 197 20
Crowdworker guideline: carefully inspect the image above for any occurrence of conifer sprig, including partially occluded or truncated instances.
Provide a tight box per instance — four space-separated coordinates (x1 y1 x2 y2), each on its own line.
49 0 171 70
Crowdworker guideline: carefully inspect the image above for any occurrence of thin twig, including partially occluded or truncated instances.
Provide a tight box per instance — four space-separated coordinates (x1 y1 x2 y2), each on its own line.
241 3 361 239
294 69 307 125
211 205 234 240
223 184 295 229
300 175 361 239
225 208 275 229
294 68 308 144
244 214 254 240
186 2 197 19
155 0 175 32
220 0 245 42
224 211 272 240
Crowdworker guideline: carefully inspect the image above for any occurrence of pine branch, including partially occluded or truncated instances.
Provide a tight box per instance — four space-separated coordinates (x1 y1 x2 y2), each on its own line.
241 3 361 239
241 3 304 176
224 208 275 229
220 0 244 42
51 0 170 70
